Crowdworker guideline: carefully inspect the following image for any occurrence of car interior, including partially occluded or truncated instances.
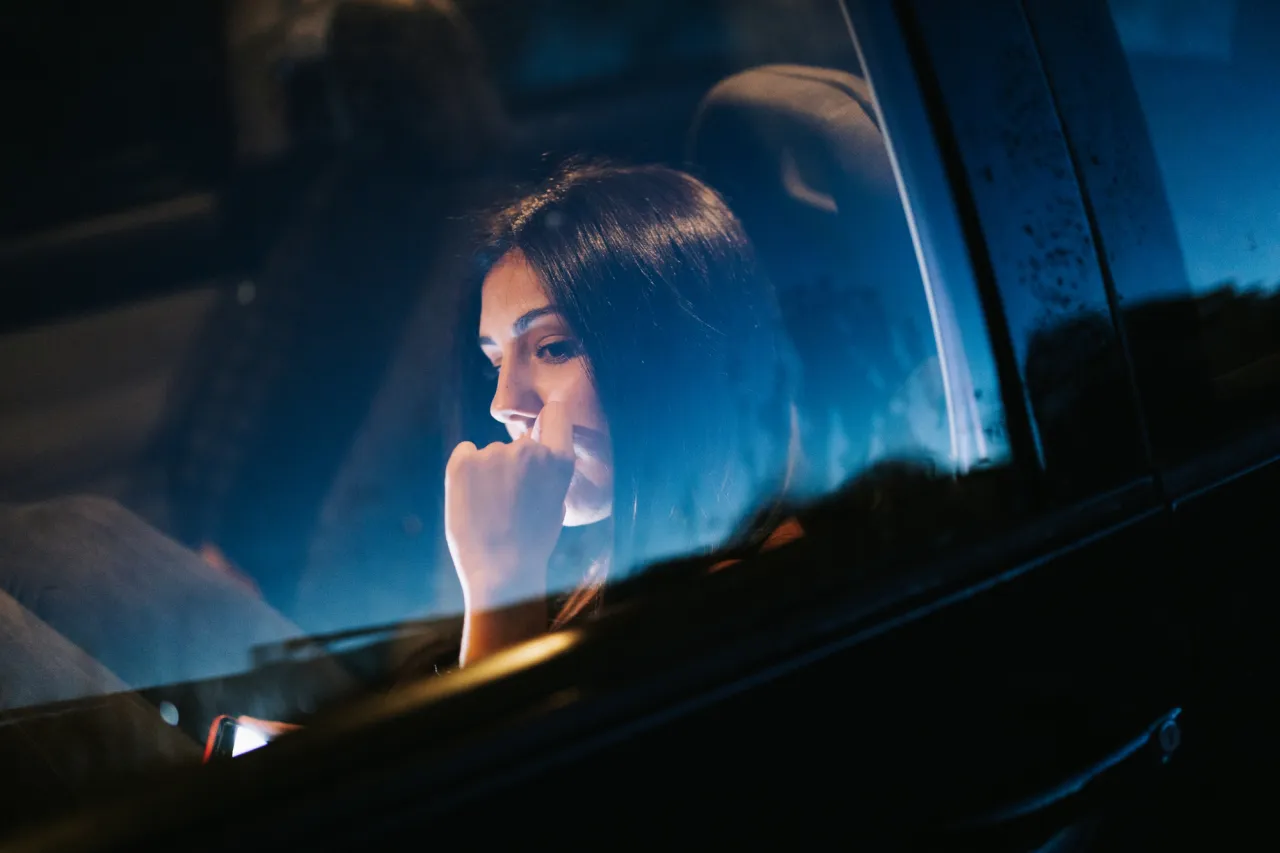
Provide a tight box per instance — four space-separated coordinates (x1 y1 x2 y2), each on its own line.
0 0 953 639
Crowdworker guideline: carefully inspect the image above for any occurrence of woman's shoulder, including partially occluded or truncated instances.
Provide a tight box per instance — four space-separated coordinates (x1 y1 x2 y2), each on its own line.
709 516 804 574
762 516 805 551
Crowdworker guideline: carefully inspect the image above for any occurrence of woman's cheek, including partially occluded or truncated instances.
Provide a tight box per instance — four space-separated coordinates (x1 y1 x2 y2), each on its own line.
575 366 609 433
550 362 608 434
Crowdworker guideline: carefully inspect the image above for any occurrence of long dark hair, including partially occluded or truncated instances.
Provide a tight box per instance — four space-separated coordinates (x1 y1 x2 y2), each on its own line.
455 160 796 608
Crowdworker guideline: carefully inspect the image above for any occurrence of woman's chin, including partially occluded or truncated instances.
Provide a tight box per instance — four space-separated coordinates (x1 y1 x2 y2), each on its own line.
562 470 611 527
563 499 612 528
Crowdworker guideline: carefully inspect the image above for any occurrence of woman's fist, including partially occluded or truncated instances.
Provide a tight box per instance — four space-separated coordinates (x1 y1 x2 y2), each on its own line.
445 401 575 609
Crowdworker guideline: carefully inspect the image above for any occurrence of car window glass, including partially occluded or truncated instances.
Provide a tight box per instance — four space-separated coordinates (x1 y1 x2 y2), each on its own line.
1107 0 1280 448
0 0 1019 832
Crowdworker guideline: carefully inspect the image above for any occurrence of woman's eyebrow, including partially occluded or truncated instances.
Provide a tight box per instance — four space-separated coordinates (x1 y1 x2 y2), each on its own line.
512 306 557 334
478 306 559 347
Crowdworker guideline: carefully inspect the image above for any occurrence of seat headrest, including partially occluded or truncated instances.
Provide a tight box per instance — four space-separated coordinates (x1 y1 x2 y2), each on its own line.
688 64 916 297
689 65 978 482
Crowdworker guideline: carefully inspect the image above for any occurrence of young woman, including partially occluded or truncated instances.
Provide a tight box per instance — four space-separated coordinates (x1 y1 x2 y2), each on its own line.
445 161 801 665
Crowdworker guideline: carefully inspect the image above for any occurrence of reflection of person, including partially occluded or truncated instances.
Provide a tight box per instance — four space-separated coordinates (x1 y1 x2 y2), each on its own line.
446 161 799 665
0 495 355 815
0 496 325 697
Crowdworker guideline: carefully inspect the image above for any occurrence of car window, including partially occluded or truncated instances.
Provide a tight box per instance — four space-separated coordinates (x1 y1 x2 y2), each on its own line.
1111 0 1276 296
0 0 1044 834
1106 0 1280 456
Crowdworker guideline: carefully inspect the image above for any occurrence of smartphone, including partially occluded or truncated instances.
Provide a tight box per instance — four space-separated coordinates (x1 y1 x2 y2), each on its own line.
203 715 271 762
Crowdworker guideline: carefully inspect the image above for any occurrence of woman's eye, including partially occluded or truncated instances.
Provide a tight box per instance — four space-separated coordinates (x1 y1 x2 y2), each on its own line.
481 361 500 380
536 339 581 364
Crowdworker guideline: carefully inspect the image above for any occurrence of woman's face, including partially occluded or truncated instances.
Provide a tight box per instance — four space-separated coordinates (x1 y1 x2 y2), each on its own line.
478 251 613 526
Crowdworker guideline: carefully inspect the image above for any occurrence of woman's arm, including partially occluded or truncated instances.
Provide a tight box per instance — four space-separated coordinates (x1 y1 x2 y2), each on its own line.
460 596 549 666
457 555 552 665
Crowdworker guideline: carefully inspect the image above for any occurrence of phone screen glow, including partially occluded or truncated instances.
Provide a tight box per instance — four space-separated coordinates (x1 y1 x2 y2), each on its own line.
232 724 270 757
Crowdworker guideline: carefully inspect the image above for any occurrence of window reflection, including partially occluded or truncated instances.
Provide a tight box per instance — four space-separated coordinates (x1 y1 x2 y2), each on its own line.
1108 0 1280 450
1112 0 1280 295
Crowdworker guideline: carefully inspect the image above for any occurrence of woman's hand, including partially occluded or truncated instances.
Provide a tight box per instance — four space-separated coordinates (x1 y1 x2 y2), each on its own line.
445 401 575 613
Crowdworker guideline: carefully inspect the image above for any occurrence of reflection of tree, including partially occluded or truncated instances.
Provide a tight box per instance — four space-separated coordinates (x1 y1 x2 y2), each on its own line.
795 458 1014 575
1121 280 1280 455
1024 309 1146 496
1012 281 1280 495
826 280 1280 548
784 307 1148 576
1186 282 1280 385
645 282 1280 593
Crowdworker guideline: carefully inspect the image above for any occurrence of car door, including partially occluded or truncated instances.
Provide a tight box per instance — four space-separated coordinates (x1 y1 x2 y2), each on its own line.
1026 0 1280 838
3 0 1191 849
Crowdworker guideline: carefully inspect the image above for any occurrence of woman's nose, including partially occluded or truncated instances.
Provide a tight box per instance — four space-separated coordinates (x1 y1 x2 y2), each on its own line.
489 365 540 430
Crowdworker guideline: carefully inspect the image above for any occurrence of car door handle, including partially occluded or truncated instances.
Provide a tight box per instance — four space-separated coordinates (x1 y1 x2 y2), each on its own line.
941 707 1182 849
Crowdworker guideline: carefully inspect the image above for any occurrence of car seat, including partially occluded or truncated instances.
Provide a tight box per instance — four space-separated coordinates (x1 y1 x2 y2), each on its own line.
688 64 980 496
